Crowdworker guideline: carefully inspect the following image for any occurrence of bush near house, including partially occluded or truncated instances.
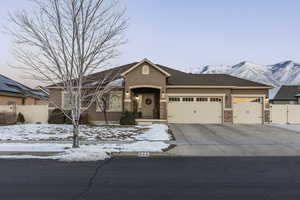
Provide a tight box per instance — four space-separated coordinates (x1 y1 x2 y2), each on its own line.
120 111 136 125
48 109 66 124
48 109 89 124
17 113 26 124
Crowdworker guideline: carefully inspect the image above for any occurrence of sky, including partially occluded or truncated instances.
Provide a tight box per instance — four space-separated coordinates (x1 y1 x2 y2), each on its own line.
1 0 300 87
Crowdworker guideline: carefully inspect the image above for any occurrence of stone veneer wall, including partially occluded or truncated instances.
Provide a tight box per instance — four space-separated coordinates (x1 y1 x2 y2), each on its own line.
264 110 270 123
224 110 233 123
159 102 167 119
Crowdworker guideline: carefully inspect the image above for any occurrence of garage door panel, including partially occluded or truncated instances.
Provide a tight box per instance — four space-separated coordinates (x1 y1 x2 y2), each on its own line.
233 98 263 124
167 97 222 124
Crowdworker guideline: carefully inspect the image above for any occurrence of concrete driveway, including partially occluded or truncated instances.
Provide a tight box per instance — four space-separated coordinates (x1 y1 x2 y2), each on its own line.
169 124 300 156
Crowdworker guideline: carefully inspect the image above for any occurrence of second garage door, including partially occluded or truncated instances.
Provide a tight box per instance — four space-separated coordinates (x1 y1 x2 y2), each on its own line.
167 97 223 124
233 97 263 124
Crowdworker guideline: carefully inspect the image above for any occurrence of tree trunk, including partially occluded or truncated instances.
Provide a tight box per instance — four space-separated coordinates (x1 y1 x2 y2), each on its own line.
104 110 108 124
73 125 80 148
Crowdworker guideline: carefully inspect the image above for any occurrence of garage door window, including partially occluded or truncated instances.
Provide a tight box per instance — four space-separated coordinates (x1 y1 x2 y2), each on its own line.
233 97 261 103
182 97 194 102
169 97 180 102
210 98 222 102
196 97 208 102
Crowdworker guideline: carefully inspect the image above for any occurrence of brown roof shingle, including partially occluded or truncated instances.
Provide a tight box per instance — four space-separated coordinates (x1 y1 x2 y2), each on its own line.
49 61 273 88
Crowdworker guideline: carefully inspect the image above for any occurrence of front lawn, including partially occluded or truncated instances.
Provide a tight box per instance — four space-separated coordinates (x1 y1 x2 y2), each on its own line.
0 124 171 161
0 124 171 142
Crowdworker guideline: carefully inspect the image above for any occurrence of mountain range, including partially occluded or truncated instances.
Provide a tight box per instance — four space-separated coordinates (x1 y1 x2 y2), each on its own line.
190 60 300 98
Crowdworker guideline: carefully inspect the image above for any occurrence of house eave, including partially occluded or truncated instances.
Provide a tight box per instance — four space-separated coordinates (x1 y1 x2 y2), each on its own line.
166 85 273 89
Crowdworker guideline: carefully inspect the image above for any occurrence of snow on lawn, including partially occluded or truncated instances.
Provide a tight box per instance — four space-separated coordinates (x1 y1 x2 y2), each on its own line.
135 124 170 141
0 141 169 161
270 124 300 133
0 143 66 152
0 124 170 142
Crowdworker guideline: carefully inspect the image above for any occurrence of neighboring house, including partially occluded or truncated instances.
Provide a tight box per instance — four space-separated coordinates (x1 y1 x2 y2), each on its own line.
271 86 300 104
0 74 48 106
47 58 273 125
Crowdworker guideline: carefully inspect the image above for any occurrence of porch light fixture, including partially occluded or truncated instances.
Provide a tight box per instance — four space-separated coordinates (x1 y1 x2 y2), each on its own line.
126 91 129 97
161 91 165 98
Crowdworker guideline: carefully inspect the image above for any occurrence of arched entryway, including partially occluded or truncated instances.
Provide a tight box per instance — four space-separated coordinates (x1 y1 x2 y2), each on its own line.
131 87 160 119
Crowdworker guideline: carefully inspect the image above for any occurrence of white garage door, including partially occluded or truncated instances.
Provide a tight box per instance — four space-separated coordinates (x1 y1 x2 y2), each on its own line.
233 97 263 124
167 97 223 124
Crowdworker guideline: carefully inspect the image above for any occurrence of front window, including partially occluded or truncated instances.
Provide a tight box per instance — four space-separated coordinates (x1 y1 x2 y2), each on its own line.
62 92 73 110
97 91 123 112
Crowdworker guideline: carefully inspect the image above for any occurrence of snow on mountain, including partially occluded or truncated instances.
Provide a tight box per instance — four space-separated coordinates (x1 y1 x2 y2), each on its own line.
192 60 300 98
192 64 232 74
271 60 300 85
230 61 278 87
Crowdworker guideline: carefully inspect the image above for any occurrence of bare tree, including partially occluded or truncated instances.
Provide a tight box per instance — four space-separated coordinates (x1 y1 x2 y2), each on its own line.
8 0 127 148
97 92 110 124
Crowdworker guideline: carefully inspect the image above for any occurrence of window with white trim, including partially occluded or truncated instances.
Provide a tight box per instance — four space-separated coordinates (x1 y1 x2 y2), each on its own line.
97 91 123 112
62 91 73 110
62 91 89 110
142 65 149 75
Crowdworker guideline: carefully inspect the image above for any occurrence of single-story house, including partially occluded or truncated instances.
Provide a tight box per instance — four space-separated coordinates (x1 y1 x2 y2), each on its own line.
0 74 48 106
48 59 273 125
271 86 300 104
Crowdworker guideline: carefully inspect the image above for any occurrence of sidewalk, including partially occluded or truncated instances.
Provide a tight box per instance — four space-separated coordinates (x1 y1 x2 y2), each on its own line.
0 140 171 159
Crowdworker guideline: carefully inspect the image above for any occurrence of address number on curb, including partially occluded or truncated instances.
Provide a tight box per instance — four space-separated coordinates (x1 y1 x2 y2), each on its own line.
138 152 150 157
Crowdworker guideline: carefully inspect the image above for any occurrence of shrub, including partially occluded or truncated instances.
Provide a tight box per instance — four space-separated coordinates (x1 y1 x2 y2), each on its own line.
17 113 25 124
80 112 89 124
119 111 136 125
48 109 89 124
48 109 65 124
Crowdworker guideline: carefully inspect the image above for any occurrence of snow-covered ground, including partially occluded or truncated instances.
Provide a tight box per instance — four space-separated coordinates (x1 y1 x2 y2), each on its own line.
0 141 169 161
0 124 171 161
270 124 300 133
0 124 171 142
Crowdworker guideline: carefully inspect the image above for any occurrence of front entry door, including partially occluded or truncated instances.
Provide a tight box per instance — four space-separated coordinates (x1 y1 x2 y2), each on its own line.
142 94 155 119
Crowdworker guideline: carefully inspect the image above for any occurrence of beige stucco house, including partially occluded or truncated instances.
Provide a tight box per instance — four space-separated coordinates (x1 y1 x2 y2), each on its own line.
48 59 273 125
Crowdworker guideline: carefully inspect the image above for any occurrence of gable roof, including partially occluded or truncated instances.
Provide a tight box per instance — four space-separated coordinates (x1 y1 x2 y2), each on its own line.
0 74 48 99
273 86 300 100
166 73 272 87
48 59 273 88
121 59 171 77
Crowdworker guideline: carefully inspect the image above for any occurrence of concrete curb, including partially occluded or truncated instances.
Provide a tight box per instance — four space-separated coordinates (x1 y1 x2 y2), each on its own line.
111 152 173 157
0 151 173 157
0 140 171 144
0 151 62 156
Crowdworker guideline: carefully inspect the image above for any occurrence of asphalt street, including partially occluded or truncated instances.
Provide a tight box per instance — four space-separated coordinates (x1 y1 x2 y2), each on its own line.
1 157 300 200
